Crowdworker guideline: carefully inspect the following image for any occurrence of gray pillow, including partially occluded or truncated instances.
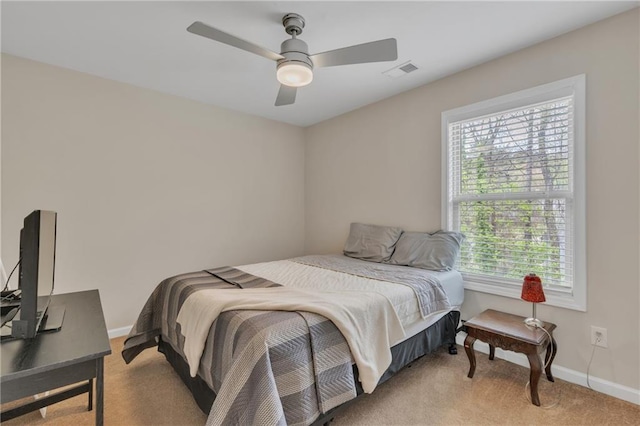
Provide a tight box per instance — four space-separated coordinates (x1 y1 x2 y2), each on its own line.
388 230 465 271
343 223 404 263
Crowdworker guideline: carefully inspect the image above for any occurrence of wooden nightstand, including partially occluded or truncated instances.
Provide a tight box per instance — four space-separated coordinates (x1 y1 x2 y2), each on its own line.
463 309 557 406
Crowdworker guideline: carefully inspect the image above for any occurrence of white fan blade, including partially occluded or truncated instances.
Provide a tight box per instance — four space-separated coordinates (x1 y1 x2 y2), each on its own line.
187 21 284 62
310 38 397 68
275 85 297 106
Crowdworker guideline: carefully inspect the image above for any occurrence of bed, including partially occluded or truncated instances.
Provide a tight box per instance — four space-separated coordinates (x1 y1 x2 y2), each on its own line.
122 225 465 426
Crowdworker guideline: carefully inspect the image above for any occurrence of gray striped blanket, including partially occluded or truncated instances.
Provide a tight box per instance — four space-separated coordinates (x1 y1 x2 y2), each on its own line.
122 266 356 426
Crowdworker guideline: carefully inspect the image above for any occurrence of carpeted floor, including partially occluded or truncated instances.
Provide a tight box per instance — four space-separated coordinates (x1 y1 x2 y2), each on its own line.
3 336 639 425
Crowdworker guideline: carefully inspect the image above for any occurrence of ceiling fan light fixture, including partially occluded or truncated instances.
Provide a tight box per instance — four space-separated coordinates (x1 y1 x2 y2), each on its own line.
277 62 313 87
187 13 398 106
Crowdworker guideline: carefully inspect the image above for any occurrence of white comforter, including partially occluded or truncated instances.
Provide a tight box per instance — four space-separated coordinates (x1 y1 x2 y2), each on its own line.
238 260 425 325
176 286 405 393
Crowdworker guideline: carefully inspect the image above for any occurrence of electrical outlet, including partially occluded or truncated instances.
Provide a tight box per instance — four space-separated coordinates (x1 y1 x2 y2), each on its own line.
591 326 608 348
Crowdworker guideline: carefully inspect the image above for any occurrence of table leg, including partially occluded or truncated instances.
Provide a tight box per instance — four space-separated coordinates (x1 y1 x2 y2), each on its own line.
96 358 104 426
526 353 542 406
545 336 557 382
489 344 495 361
88 378 93 411
464 335 477 378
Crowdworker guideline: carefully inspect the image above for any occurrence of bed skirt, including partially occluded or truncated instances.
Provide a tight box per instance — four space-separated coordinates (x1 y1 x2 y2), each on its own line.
158 310 460 425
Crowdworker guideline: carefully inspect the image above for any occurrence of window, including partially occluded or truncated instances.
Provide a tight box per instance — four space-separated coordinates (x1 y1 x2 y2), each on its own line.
442 75 586 311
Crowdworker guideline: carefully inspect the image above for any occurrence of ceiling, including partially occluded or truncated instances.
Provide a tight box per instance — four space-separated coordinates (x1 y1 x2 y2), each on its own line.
2 1 637 127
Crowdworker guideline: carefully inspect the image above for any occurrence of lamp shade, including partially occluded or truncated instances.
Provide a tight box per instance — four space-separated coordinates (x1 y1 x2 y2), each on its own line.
521 274 546 303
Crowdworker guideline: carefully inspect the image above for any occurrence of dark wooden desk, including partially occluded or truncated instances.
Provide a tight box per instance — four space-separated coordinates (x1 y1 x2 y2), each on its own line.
1 290 111 425
463 309 557 406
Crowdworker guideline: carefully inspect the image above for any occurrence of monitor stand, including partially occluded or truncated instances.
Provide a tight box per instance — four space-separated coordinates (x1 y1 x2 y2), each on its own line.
39 305 65 333
0 306 65 342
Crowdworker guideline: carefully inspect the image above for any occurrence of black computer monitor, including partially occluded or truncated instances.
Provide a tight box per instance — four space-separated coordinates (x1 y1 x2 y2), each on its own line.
11 210 57 339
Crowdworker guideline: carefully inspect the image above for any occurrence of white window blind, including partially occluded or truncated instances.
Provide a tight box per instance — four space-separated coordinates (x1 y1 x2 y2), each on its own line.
442 75 586 311
448 97 574 289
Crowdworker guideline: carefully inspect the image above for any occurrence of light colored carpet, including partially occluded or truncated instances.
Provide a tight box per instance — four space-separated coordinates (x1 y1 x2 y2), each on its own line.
3 336 639 425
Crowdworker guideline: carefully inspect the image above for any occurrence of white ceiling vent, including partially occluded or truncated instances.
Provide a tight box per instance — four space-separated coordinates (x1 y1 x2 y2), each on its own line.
383 61 419 79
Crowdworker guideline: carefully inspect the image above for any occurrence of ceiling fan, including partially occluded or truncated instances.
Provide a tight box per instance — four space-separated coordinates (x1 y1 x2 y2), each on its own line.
187 13 398 106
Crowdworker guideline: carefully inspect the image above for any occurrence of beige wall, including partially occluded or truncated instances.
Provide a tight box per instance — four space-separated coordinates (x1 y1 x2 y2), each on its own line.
1 54 306 330
305 9 640 390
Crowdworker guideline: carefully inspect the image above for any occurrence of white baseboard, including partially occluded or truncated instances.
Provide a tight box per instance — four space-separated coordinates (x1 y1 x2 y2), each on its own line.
108 325 132 339
456 334 640 406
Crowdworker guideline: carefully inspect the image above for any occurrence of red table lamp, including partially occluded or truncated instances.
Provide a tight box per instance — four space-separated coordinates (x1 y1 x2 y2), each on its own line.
521 274 545 328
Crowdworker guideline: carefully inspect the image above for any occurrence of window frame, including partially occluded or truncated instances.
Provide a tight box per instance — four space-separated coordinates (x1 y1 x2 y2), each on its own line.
441 75 586 311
